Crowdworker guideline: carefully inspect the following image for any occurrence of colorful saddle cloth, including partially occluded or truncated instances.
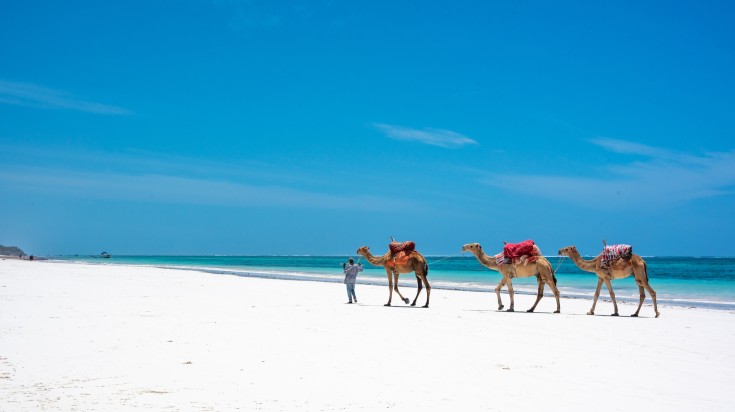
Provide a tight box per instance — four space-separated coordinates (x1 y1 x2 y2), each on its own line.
498 240 541 265
494 252 511 266
601 244 633 268
387 241 417 268
389 241 415 255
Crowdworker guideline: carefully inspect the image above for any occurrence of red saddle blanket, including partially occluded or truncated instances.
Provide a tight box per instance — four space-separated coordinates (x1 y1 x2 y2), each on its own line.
499 240 541 265
503 240 537 260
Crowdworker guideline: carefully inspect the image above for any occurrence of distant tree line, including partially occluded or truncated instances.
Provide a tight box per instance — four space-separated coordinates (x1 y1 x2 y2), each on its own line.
0 245 26 256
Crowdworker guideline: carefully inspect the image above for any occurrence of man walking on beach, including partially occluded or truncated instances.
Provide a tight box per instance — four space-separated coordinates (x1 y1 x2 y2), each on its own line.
343 258 362 304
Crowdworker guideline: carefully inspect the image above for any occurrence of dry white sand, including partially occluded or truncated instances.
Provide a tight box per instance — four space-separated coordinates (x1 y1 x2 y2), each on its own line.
1 259 734 411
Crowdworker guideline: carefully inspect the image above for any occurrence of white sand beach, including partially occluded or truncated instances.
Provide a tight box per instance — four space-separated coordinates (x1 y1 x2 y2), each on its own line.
1 259 734 411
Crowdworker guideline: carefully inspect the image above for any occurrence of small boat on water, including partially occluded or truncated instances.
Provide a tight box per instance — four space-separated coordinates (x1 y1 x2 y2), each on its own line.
100 251 111 258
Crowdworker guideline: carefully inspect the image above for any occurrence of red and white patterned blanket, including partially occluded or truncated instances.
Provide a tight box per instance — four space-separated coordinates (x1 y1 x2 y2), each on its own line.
601 244 633 268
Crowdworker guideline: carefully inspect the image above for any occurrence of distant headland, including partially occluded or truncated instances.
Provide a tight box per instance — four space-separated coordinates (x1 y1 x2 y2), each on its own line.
0 245 27 257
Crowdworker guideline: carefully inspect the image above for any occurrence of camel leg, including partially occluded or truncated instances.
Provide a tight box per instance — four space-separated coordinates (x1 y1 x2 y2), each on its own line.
588 278 603 315
604 279 619 316
527 278 544 312
410 275 423 306
548 276 561 314
506 279 515 312
392 272 410 305
420 274 431 308
494 278 506 310
631 285 645 317
644 282 660 318
385 269 393 306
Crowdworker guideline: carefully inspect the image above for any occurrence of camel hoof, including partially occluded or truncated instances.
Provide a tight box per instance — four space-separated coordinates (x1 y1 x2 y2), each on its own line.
403 298 410 304
526 308 534 313
554 310 560 314
422 304 429 308
498 305 504 310
656 312 661 318
611 313 619 317
410 302 416 307
587 311 594 316
506 308 514 312
384 303 391 307
631 313 639 317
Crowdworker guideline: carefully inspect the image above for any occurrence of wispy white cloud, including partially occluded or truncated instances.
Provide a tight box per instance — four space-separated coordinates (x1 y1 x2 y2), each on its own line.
373 123 478 148
481 139 735 210
589 137 704 164
0 80 132 115
0 144 424 213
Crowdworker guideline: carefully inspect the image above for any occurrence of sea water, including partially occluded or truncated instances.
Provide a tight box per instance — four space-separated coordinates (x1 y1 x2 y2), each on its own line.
55 255 735 310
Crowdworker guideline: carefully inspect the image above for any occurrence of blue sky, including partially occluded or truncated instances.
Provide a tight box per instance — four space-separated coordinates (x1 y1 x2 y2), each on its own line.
1 1 734 256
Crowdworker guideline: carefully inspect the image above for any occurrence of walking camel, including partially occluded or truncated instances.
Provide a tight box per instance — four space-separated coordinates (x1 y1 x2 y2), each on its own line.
461 243 561 313
557 245 659 317
356 246 431 307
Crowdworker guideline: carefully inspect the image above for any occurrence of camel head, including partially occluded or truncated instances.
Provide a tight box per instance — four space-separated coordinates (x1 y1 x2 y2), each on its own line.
356 246 370 256
558 245 578 256
461 243 483 255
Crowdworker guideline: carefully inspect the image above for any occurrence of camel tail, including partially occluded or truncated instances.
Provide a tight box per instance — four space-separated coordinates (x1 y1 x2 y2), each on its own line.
424 262 429 277
553 272 558 286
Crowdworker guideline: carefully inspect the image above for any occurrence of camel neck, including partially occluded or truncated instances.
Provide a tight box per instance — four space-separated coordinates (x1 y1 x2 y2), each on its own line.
567 250 597 272
363 252 387 266
473 251 500 271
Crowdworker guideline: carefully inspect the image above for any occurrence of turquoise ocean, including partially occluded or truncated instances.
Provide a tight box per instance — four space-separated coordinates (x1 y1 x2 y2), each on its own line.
55 255 735 310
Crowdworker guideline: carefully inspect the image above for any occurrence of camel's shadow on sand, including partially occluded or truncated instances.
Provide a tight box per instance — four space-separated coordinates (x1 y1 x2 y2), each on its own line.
358 304 429 309
461 308 658 318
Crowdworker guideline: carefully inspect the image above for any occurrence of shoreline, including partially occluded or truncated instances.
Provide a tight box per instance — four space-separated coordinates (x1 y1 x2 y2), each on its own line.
2 258 734 410
41 257 735 311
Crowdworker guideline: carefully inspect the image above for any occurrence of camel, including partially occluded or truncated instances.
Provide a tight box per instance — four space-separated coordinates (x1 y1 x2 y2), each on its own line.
461 243 561 313
356 246 431 308
557 246 659 318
